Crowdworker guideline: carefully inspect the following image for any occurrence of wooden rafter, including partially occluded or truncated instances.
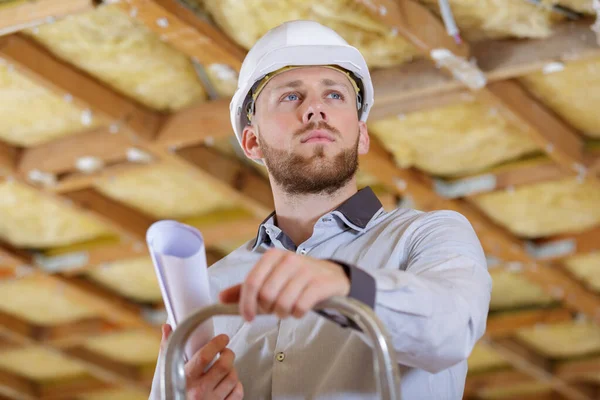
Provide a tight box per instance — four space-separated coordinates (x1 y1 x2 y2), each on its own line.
482 338 595 400
361 0 591 175
370 18 600 114
0 367 37 400
0 309 149 397
485 308 573 339
528 225 600 261
0 246 154 331
17 127 132 177
435 151 600 199
0 0 93 37
0 34 163 141
0 140 18 177
114 0 246 71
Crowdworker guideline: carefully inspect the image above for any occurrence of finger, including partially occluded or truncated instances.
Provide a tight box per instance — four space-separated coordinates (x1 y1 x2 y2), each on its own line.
201 348 236 391
225 382 244 400
219 284 242 304
185 334 229 380
257 258 300 314
160 324 172 350
241 249 286 321
292 280 332 319
213 369 240 399
272 269 312 319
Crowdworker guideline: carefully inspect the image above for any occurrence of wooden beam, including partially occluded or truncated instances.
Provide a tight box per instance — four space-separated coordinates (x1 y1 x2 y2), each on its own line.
485 308 573 339
0 244 153 330
0 367 37 400
478 80 585 173
358 0 469 57
18 127 132 177
0 140 18 177
61 346 144 389
360 137 600 321
0 34 163 141
528 225 600 261
0 0 93 37
0 310 149 394
176 145 274 215
156 98 232 149
362 1 589 174
466 357 600 398
369 19 600 115
39 376 112 400
484 338 593 400
37 318 120 348
61 188 155 242
115 0 245 71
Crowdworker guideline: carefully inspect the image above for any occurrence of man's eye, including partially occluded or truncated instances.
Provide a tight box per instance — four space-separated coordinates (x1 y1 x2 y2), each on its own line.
327 92 343 100
283 93 299 101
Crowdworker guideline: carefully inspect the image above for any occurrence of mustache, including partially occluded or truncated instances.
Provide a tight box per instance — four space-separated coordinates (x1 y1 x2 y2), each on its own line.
293 121 341 138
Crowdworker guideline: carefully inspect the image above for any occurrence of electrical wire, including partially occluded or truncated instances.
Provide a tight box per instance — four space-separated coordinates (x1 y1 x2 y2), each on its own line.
438 0 462 44
522 0 582 20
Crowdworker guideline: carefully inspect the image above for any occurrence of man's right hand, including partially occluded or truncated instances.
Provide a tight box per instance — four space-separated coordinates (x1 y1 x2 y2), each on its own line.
161 324 244 400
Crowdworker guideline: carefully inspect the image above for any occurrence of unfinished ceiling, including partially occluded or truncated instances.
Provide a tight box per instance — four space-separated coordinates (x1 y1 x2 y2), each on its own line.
0 0 599 399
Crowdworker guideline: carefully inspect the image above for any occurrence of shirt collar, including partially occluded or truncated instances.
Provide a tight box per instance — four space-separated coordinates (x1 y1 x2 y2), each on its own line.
251 186 383 251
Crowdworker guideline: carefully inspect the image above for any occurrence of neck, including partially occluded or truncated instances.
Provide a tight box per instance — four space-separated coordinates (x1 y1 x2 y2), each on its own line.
270 179 358 247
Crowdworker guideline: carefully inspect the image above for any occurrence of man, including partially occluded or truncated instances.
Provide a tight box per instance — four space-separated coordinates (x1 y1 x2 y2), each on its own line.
150 20 492 400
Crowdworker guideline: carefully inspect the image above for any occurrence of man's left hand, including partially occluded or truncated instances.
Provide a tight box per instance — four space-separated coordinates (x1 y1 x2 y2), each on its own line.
219 248 350 322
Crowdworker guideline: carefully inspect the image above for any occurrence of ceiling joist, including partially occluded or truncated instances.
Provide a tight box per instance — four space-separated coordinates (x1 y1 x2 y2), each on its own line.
0 0 93 38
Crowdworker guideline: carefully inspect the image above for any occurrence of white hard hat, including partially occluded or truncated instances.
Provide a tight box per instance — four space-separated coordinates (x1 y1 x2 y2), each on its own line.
229 20 374 155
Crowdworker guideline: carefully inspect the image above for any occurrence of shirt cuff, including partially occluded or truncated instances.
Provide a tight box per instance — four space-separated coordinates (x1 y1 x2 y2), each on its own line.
330 260 376 309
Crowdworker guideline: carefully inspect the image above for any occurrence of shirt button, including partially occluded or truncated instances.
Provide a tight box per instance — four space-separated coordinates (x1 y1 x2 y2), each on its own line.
275 352 285 362
299 248 307 255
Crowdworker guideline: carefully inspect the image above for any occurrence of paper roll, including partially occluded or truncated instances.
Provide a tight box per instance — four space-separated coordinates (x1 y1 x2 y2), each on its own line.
147 220 214 361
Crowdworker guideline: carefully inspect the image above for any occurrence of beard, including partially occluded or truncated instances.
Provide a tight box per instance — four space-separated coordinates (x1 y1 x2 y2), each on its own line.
258 121 360 196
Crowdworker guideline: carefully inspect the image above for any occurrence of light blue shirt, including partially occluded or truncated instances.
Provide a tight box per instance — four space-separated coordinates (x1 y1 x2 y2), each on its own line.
150 187 492 399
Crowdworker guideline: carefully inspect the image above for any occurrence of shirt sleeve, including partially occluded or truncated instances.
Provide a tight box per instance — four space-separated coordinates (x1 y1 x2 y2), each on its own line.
337 210 492 374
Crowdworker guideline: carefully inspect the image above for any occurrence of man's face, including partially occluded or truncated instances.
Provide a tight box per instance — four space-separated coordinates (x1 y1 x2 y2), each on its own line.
241 67 369 195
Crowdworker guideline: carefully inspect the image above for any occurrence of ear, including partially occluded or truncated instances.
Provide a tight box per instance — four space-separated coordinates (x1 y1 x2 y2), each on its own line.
357 121 370 155
241 124 264 160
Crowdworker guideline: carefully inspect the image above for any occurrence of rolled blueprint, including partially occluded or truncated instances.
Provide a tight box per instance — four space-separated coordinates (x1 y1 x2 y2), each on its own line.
146 220 214 362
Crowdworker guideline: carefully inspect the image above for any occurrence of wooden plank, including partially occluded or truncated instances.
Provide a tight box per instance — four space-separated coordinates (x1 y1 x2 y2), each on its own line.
479 80 585 172
0 0 93 37
0 140 18 176
485 308 573 339
473 19 600 82
357 0 468 57
0 244 153 330
359 137 600 321
61 188 155 241
116 0 245 70
61 346 146 390
37 318 120 348
528 224 600 261
485 338 593 400
0 34 162 141
39 376 112 400
175 145 274 216
0 367 37 400
18 127 132 177
156 98 232 149
370 19 600 111
466 357 600 398
0 310 149 395
369 87 474 120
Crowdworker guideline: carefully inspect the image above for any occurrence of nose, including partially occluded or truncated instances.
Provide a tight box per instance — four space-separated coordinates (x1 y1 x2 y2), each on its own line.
301 101 327 124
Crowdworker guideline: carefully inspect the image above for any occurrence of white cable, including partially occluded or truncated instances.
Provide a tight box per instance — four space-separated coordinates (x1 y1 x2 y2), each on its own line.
438 0 461 44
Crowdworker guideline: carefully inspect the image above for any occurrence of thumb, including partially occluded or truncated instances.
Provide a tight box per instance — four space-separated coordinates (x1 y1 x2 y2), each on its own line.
160 323 172 347
219 284 242 304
